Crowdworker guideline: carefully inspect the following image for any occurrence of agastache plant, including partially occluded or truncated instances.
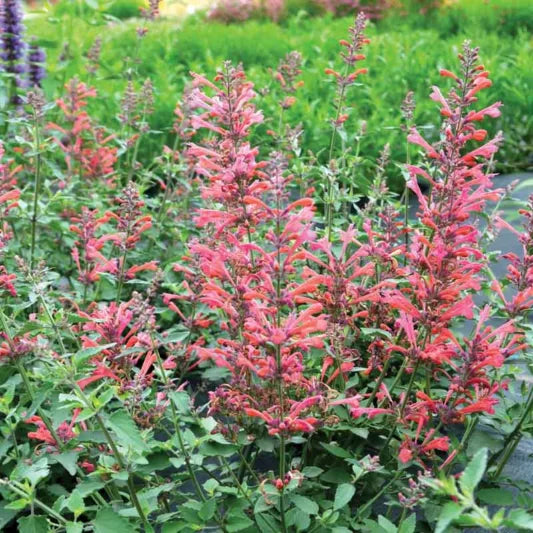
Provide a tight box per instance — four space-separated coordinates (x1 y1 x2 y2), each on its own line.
1 11 532 532
177 62 333 529
324 12 369 236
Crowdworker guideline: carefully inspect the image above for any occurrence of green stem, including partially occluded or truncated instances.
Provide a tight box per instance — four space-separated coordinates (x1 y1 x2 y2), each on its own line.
325 62 350 240
115 248 129 304
0 478 68 524
443 416 479 475
366 356 392 407
30 114 42 270
381 360 421 455
491 387 533 477
219 457 279 533
153 349 206 501
76 389 148 526
356 470 402 518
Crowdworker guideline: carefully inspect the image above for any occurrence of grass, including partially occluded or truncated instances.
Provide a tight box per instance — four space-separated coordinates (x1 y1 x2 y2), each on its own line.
25 1 533 189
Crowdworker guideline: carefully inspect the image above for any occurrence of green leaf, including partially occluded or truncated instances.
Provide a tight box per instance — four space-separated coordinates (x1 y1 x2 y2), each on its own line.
107 410 148 453
361 328 392 340
320 467 352 484
378 515 398 533
226 515 254 532
321 442 351 458
0 500 20 527
76 480 105 497
288 508 311 531
459 447 487 494
54 451 80 476
302 466 323 478
74 343 116 365
169 391 191 414
199 440 237 457
256 513 280 533
199 499 216 521
477 488 514 506
17 516 48 533
504 509 533 531
65 490 85 517
467 430 503 455
435 502 463 533
93 508 135 533
398 513 416 533
5 498 29 510
290 494 319 515
15 458 50 486
333 483 355 510
66 522 83 533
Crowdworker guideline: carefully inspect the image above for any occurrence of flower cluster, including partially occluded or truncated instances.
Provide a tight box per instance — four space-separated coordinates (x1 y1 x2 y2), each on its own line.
69 183 155 288
48 78 117 184
0 0 26 104
0 142 20 296
175 63 332 438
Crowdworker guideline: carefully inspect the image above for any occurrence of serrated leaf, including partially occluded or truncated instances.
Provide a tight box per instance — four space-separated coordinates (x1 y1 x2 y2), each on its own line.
334 483 355 510
288 508 311 530
17 515 48 533
76 480 105 497
93 508 135 533
459 447 487 494
199 440 237 457
435 502 463 533
320 466 352 484
106 410 148 453
5 498 29 510
290 494 319 515
256 513 279 533
54 451 80 476
15 458 50 486
169 391 191 414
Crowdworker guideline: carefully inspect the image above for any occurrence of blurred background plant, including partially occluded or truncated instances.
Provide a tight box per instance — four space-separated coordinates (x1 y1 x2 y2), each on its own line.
8 0 530 194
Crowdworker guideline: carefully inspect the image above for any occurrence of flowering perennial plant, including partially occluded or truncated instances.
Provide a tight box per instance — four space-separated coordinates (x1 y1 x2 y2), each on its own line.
0 12 531 533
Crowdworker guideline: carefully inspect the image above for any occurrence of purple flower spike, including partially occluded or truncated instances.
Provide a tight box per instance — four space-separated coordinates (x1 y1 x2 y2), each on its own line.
28 40 46 87
0 0 26 104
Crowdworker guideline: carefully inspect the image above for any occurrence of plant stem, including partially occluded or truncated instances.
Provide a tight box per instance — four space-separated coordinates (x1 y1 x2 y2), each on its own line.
491 387 533 478
381 360 421 456
443 416 479 475
30 112 42 270
0 478 68 524
366 356 392 407
325 62 350 240
76 388 149 526
219 457 279 533
356 470 402 518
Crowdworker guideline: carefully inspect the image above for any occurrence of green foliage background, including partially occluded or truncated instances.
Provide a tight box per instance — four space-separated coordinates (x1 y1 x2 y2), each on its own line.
25 0 532 189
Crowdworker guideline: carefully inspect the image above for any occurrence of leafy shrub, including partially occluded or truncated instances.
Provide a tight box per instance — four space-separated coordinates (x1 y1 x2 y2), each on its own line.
0 5 532 533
